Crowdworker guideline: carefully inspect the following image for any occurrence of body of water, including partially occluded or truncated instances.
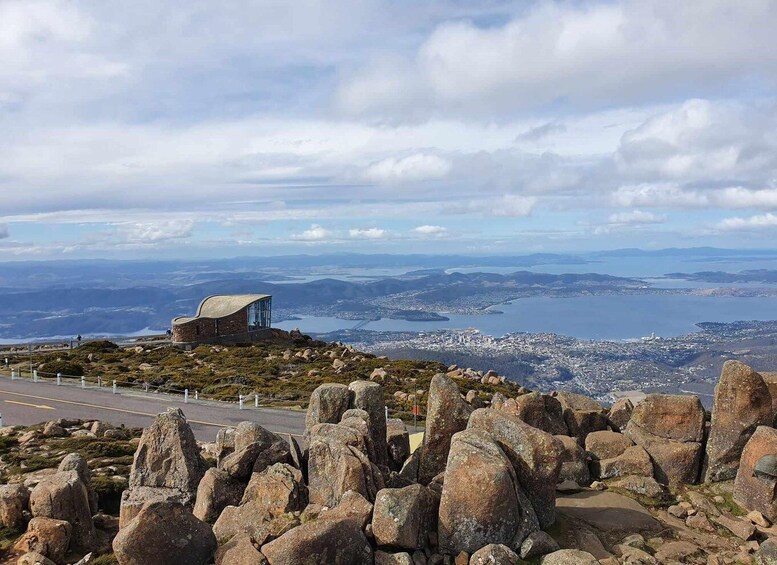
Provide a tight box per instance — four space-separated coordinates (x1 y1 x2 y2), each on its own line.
276 294 777 340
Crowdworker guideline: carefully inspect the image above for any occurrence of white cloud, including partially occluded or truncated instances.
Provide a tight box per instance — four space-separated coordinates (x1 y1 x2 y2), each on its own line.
338 1 777 117
413 225 447 236
492 195 537 217
714 187 777 209
116 220 193 243
717 213 777 231
349 227 386 239
364 153 451 184
607 210 667 225
292 224 331 241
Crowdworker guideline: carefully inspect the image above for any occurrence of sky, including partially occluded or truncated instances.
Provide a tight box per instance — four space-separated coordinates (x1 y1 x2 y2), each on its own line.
1 0 777 259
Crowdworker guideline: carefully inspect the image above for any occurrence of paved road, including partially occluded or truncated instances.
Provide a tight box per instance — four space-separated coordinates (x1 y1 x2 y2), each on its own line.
0 376 307 441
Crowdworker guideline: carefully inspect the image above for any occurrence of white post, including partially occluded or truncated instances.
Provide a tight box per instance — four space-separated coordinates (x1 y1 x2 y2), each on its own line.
144 383 149 393
112 380 117 394
385 406 389 422
97 376 102 387
195 391 199 401
56 373 61 385
239 395 244 409
33 370 38 383
0 413 3 427
11 370 16 380
254 393 259 407
81 376 85 388
184 389 189 403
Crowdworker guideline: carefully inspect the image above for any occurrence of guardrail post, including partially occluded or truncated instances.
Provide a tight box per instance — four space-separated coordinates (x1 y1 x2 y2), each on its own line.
254 394 259 407
56 373 61 385
0 413 3 427
11 370 16 380
385 406 389 423
144 383 149 393
81 376 85 388
239 395 244 409
184 389 189 403
112 380 117 394
33 370 38 383
195 391 199 401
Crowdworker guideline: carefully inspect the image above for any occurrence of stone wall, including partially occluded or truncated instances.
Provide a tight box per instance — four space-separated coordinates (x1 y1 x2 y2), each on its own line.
172 308 265 345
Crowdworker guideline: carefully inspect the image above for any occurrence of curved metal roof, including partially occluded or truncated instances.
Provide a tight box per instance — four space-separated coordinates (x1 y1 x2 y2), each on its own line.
172 294 271 325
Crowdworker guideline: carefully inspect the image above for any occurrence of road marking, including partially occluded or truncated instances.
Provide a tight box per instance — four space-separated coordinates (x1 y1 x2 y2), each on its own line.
0 388 304 438
4 399 55 410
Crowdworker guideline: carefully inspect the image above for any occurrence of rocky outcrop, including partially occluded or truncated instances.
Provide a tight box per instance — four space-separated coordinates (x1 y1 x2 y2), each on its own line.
468 408 562 528
29 470 96 551
554 435 590 485
113 501 217 565
625 394 705 484
555 392 607 445
469 543 521 564
386 418 410 472
192 468 244 523
510 392 567 436
349 380 389 467
704 360 772 482
418 374 472 484
608 398 633 430
214 533 267 565
305 383 351 432
438 428 538 555
373 484 435 550
14 517 72 564
0 483 29 530
734 425 777 521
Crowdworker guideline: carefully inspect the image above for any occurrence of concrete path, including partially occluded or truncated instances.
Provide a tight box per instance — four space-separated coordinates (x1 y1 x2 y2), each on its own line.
0 375 306 441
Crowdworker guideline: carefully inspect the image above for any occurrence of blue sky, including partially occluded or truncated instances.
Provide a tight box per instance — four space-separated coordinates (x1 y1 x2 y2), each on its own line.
1 0 777 259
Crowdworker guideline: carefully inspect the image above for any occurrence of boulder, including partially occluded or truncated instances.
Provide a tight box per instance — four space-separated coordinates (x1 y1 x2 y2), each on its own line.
465 390 485 409
0 483 29 530
127 408 205 495
593 445 653 480
418 374 472 484
469 544 521 564
387 419 411 473
563 410 608 446
468 408 562 528
555 391 603 413
112 501 217 565
609 475 665 499
349 380 389 467
213 501 297 545
341 408 378 463
119 486 191 529
438 428 538 555
305 383 351 432
58 453 98 516
375 551 414 565
42 422 65 438
540 549 599 564
704 361 772 482
585 431 633 461
14 517 71 564
520 531 560 560
373 484 434 550
608 398 633 430
511 392 567 435
192 468 244 523
260 514 373 565
625 394 705 484
29 470 95 551
218 429 290 480
307 423 382 507
734 425 777 521
554 435 590 485
241 463 307 515
17 553 56 565
321 490 374 530
214 533 267 565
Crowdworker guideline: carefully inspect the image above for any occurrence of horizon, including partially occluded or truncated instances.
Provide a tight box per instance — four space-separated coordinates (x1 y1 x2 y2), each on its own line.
2 1 777 259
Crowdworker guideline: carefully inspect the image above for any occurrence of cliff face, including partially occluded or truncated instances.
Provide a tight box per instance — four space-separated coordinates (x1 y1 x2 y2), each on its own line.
0 349 775 564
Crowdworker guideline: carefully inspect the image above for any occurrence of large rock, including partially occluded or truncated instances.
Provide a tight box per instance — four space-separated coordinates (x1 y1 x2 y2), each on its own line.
387 418 410 472
0 483 29 530
307 423 382 507
372 484 434 550
704 361 773 482
540 549 599 564
13 517 72 564
418 374 472 484
554 435 590 485
734 425 777 521
469 544 521 564
349 380 389 467
305 384 351 432
212 500 298 544
608 398 634 430
438 428 538 555
468 408 562 528
625 394 705 484
241 463 307 515
214 533 267 565
593 445 653 480
29 470 96 551
17 552 56 565
113 501 217 565
375 551 413 565
261 514 373 565
119 486 192 529
58 454 98 516
511 392 567 436
219 422 290 480
192 468 244 523
128 408 205 495
585 431 633 461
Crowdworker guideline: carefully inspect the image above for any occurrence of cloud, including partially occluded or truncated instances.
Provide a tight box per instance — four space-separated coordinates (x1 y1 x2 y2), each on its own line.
612 183 777 211
717 213 777 231
116 220 193 243
349 227 386 239
492 195 537 217
413 225 447 236
338 1 777 118
292 224 331 241
515 122 567 143
607 210 667 225
364 153 451 184
0 223 8 239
